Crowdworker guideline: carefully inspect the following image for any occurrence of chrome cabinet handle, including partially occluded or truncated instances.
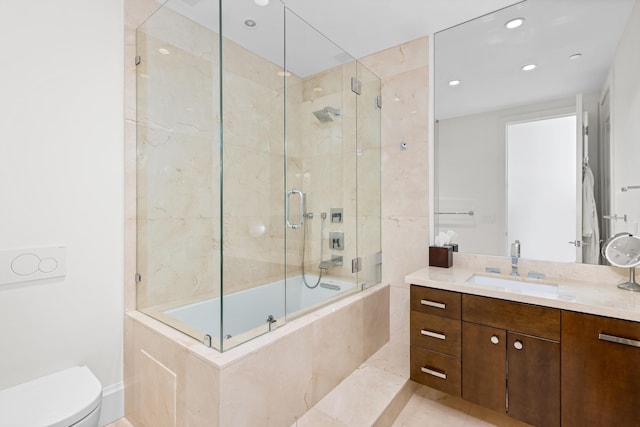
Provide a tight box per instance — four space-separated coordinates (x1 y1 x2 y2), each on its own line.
421 367 447 380
598 333 640 348
490 335 499 344
285 189 304 229
514 340 523 350
421 299 446 309
421 329 446 340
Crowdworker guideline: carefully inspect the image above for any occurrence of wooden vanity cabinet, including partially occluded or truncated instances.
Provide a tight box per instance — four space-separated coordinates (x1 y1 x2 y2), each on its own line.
561 311 640 427
410 285 640 426
506 331 560 427
461 322 506 412
462 295 560 427
409 286 462 396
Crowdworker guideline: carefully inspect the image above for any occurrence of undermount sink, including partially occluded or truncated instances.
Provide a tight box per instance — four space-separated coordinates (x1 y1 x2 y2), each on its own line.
466 274 561 299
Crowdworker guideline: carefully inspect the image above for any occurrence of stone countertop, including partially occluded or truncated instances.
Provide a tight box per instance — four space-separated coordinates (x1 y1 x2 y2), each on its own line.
405 266 640 322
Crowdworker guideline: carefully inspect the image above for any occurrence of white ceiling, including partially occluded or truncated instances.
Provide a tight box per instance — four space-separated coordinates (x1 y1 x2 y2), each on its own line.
434 0 636 119
157 0 636 117
161 0 522 77
282 0 522 59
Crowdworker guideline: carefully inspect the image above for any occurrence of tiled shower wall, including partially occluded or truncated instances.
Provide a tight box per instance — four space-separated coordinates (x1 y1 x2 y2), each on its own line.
134 3 379 311
361 38 431 345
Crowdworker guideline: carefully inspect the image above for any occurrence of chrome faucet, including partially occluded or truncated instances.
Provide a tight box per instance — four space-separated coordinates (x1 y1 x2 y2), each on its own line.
511 240 521 276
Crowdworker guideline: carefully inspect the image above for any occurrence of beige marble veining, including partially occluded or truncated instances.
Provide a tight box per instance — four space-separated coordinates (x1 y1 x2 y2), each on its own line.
393 385 532 427
125 283 389 426
406 264 640 322
105 418 135 427
218 327 314 427
314 365 409 427
359 37 429 80
311 300 364 401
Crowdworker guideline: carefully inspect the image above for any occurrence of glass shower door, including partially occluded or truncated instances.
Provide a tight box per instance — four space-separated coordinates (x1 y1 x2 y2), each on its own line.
283 8 360 321
356 62 382 289
219 0 286 351
135 0 221 347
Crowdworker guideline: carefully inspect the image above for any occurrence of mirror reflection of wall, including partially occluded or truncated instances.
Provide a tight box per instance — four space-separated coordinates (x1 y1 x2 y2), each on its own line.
434 0 640 265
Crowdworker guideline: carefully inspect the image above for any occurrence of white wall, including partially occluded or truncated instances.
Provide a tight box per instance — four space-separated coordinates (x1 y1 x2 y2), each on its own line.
0 0 124 419
611 0 640 235
437 94 599 256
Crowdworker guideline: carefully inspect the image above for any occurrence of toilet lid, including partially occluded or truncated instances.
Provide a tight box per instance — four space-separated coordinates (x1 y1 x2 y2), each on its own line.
0 366 102 427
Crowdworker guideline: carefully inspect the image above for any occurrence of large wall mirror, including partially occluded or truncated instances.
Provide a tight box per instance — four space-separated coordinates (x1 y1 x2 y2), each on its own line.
434 0 640 265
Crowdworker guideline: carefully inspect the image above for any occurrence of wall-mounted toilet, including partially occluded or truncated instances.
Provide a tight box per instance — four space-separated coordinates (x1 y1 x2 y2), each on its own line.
0 366 102 427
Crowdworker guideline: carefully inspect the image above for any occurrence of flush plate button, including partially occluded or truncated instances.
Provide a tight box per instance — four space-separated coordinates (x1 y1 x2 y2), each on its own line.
1 247 66 286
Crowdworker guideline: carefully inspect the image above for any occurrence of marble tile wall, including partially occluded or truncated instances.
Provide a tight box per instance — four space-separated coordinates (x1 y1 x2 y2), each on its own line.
125 283 389 427
124 2 386 424
133 3 381 311
296 61 382 286
134 5 219 309
360 37 430 345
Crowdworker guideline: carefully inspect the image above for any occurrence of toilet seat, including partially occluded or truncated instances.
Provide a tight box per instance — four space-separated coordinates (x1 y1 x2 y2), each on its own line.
0 366 102 427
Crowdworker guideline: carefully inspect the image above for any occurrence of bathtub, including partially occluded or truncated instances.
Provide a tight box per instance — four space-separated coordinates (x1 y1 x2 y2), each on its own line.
163 274 356 348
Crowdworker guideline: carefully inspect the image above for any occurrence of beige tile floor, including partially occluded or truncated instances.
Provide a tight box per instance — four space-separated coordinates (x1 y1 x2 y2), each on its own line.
110 386 533 427
107 340 533 427
106 418 134 427
392 385 533 427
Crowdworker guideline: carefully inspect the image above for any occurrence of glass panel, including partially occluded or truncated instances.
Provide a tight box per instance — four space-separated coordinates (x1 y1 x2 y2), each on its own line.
135 0 381 352
220 0 286 351
356 62 382 289
284 8 359 321
136 1 221 348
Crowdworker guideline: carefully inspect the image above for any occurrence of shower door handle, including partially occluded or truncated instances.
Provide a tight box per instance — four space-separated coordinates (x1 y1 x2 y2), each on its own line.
286 189 304 229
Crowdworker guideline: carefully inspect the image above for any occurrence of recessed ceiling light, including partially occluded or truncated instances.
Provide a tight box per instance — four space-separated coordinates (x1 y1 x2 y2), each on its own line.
254 0 269 5
449 80 461 86
505 18 525 29
243 19 257 29
158 48 170 55
522 64 536 71
569 53 583 60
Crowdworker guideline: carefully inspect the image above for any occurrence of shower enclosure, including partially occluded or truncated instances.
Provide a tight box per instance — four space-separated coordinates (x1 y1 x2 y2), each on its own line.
135 0 381 351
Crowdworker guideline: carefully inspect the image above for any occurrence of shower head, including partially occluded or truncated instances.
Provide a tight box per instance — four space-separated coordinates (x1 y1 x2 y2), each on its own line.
313 106 341 123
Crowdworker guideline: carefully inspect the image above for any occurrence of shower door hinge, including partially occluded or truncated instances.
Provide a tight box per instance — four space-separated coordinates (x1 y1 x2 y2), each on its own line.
351 77 361 95
352 257 362 273
375 95 382 109
135 55 142 66
203 334 212 348
135 273 142 283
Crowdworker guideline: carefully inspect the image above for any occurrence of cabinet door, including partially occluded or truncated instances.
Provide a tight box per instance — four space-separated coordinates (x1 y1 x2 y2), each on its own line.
462 322 506 413
562 311 640 427
507 332 560 427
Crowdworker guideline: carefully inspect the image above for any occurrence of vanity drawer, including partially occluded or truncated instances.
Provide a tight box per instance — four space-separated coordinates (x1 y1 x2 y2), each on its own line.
410 311 461 357
462 294 560 341
410 345 461 396
410 286 461 319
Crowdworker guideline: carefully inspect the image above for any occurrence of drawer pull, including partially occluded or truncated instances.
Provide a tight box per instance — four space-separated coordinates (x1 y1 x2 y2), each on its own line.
421 366 447 380
421 329 446 340
598 333 640 348
490 335 500 345
421 299 446 309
